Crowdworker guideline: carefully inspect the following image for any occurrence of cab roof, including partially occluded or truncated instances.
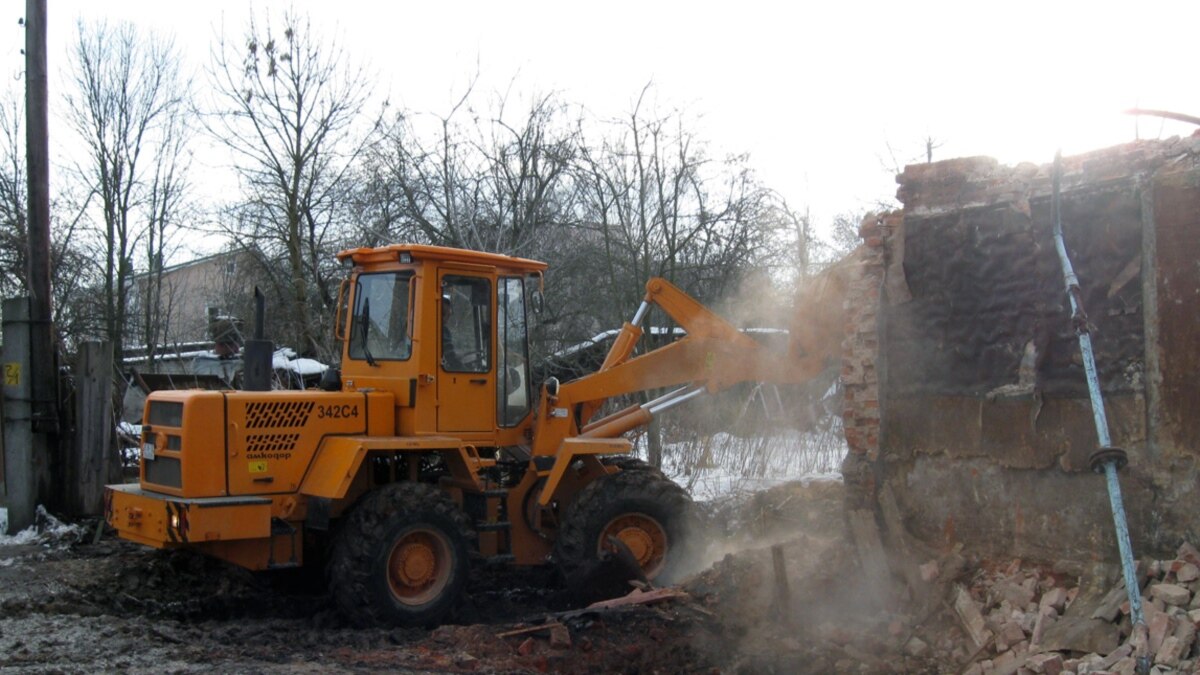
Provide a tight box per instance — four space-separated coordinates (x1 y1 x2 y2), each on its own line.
336 244 548 272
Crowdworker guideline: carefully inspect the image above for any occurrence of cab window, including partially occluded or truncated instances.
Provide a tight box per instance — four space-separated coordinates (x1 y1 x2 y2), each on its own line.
497 276 531 426
441 275 490 373
349 272 412 361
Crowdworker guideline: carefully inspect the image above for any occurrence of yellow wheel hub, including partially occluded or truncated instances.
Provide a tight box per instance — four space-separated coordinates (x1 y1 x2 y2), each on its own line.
386 529 451 605
599 513 669 579
394 542 436 586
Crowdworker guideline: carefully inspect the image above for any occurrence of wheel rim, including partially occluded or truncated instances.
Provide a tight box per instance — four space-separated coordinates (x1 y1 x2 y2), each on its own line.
386 528 452 605
599 513 668 579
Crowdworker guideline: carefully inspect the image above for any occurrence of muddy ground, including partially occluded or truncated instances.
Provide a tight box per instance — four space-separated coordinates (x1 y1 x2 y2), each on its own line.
0 481 974 674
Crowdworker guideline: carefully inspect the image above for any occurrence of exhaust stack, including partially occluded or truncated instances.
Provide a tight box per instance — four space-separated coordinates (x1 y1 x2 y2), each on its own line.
242 287 273 391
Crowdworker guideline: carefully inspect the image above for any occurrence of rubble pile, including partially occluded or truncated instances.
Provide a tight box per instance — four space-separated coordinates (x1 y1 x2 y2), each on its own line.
11 479 1200 674
680 481 1200 675
950 542 1200 675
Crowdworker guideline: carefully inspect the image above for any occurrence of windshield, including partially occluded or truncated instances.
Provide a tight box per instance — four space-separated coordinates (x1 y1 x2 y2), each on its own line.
349 272 412 361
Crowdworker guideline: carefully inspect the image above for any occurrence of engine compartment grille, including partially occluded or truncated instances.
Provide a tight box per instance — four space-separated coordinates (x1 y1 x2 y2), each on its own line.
245 401 314 429
245 433 301 454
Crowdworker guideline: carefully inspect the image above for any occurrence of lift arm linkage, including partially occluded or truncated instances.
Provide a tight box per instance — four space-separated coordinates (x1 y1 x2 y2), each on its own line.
530 277 829 458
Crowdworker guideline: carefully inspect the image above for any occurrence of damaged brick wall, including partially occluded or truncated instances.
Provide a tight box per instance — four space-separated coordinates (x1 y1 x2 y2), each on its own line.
847 137 1200 562
840 214 890 510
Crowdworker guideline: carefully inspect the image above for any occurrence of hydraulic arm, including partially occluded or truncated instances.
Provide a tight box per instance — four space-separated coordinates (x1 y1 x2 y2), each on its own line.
530 277 833 457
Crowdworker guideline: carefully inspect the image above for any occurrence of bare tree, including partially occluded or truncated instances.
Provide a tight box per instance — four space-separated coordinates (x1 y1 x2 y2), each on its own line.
356 85 577 256
572 87 786 327
567 87 793 466
0 83 98 351
139 98 193 368
65 20 191 367
207 10 374 358
805 210 864 268
0 87 28 296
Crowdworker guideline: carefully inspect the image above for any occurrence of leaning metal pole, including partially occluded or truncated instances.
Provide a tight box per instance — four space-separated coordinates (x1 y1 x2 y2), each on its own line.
1050 153 1149 674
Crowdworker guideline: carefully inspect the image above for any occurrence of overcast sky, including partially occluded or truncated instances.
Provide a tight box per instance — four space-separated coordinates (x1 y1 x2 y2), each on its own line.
3 0 1198 248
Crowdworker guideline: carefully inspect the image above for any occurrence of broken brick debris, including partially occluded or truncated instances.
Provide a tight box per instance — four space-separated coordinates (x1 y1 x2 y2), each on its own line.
950 541 1200 674
954 584 994 649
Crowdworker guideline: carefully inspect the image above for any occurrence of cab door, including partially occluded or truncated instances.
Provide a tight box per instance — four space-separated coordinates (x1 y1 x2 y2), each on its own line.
437 272 495 432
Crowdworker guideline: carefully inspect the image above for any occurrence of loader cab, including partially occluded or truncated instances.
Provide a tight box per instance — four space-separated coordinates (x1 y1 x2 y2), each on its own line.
334 244 547 446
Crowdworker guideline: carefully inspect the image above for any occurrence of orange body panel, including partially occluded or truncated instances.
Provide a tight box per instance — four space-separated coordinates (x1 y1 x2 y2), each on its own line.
105 484 272 547
140 391 227 496
224 390 376 495
194 535 303 571
538 437 630 506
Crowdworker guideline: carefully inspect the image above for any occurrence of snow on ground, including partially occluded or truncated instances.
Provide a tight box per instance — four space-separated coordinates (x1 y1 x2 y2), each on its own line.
0 506 87 545
118 421 141 436
644 429 846 502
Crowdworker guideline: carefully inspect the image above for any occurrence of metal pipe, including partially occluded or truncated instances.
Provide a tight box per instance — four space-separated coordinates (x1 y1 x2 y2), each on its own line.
254 286 265 341
1051 153 1149 674
631 301 650 327
580 386 704 439
647 387 705 415
644 385 694 410
581 403 641 434
580 408 652 439
582 386 692 434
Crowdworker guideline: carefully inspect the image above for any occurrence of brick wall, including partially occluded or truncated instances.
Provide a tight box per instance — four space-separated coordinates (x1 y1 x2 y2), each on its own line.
840 214 889 510
848 136 1200 560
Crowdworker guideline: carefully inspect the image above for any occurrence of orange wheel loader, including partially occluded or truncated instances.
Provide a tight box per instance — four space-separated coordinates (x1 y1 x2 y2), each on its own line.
105 244 831 627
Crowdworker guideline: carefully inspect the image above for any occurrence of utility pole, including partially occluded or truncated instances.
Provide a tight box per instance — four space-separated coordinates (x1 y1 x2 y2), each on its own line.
25 0 49 323
4 0 56 531
25 0 54 435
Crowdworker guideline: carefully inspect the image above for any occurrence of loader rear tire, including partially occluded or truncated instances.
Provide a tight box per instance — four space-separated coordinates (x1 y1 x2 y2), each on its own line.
554 470 700 598
329 482 473 627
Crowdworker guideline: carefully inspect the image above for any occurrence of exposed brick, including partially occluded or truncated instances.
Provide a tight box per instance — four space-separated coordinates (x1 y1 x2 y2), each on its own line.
1026 652 1063 675
1039 587 1068 613
1155 635 1184 667
1176 562 1199 583
1151 583 1192 607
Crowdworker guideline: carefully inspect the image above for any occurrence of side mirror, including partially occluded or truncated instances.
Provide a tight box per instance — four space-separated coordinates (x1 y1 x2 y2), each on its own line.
530 290 545 314
334 279 350 341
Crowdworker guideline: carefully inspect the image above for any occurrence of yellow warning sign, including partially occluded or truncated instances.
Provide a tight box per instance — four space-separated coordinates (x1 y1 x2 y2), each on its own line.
248 461 268 473
4 362 19 387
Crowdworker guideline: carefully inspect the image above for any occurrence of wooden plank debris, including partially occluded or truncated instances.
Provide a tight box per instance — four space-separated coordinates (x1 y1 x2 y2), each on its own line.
771 544 791 622
496 622 564 639
585 587 689 610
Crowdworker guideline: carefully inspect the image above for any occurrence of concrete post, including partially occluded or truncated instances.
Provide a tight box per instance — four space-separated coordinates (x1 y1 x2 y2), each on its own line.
3 297 34 532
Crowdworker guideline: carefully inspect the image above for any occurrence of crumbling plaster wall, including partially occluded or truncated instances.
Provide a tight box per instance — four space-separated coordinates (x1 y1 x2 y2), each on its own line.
844 137 1200 562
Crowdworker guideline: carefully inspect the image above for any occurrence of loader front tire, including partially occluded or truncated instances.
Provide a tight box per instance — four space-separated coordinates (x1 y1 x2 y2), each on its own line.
555 470 700 597
600 455 664 475
329 482 473 627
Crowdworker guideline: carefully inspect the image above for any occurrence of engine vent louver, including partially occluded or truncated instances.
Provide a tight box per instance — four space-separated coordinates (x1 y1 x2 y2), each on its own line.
245 433 301 454
244 401 314 429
